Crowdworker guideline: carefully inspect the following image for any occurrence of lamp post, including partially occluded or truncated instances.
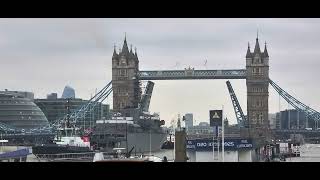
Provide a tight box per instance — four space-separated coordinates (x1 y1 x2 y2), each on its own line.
125 116 128 156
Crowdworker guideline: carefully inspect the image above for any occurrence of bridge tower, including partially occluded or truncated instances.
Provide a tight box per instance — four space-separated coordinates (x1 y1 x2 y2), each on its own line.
246 36 270 139
112 37 141 115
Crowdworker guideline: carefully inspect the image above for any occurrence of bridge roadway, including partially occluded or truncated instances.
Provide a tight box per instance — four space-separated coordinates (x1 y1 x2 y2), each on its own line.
138 69 247 80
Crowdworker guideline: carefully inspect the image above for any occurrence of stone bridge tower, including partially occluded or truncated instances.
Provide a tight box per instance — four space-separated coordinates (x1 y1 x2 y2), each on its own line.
112 37 141 115
246 37 270 138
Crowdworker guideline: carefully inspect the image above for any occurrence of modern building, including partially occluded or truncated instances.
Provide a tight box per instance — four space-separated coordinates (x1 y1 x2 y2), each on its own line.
0 90 49 130
184 113 193 129
61 85 75 99
275 109 314 130
47 93 57 100
34 96 111 129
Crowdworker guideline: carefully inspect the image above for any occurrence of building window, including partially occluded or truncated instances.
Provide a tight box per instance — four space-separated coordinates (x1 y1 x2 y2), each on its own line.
259 113 263 123
254 58 260 64
119 69 127 77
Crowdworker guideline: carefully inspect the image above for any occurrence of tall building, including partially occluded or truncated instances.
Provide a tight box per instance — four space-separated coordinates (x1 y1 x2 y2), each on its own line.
61 85 75 99
246 36 269 137
0 90 49 130
35 97 111 128
184 113 193 128
112 36 141 114
275 109 313 130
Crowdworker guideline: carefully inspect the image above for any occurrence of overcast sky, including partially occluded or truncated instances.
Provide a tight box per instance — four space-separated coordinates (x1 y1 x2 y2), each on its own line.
1 18 320 125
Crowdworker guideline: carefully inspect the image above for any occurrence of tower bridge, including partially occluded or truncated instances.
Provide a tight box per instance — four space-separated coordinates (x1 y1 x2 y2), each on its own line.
1 35 320 149
112 35 270 143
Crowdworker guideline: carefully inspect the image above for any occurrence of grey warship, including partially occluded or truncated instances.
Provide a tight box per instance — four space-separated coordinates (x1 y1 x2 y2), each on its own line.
90 112 167 153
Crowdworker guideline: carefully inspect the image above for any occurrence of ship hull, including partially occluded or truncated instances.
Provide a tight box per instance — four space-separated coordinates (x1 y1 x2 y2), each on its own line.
117 132 167 153
32 144 92 155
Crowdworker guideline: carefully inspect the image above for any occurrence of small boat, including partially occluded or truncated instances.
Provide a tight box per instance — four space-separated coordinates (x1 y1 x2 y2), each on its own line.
32 127 93 157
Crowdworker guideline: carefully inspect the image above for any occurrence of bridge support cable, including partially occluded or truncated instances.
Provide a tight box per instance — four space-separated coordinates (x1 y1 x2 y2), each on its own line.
0 122 18 133
225 81 247 127
65 81 113 126
70 87 113 124
269 79 320 129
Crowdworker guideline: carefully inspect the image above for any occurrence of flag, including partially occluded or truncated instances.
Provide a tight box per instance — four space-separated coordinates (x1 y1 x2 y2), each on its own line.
81 136 89 142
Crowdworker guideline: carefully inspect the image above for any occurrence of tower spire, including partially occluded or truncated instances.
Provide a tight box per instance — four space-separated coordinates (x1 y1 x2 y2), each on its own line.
246 42 251 58
122 33 129 54
264 41 269 57
112 44 118 59
254 35 261 54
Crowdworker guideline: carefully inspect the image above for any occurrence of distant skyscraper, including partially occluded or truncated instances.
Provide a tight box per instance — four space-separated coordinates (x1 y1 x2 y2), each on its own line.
61 85 75 99
184 113 193 128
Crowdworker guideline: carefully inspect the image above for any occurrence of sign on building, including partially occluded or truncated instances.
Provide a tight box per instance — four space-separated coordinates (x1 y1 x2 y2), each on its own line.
186 138 253 151
209 110 222 127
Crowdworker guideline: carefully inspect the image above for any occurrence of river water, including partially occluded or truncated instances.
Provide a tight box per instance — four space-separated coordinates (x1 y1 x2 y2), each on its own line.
150 144 320 162
6 143 320 162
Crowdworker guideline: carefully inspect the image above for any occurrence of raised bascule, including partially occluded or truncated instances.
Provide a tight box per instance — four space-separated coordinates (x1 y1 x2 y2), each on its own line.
1 34 320 148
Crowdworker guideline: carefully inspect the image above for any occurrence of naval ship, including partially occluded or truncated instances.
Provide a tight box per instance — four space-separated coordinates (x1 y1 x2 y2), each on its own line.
90 112 168 153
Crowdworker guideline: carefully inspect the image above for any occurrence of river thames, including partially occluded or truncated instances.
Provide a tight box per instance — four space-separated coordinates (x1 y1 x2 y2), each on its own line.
150 143 320 162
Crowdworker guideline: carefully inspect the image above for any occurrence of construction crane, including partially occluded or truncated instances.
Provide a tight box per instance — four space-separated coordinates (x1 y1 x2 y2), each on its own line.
226 81 247 128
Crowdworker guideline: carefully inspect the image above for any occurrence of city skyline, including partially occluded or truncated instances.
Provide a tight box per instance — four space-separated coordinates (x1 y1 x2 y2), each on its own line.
1 18 320 125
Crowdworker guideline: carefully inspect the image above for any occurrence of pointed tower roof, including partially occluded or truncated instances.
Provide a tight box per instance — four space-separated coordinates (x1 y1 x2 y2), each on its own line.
246 42 252 58
253 33 261 55
121 34 129 55
264 41 269 58
112 44 118 59
130 44 133 54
